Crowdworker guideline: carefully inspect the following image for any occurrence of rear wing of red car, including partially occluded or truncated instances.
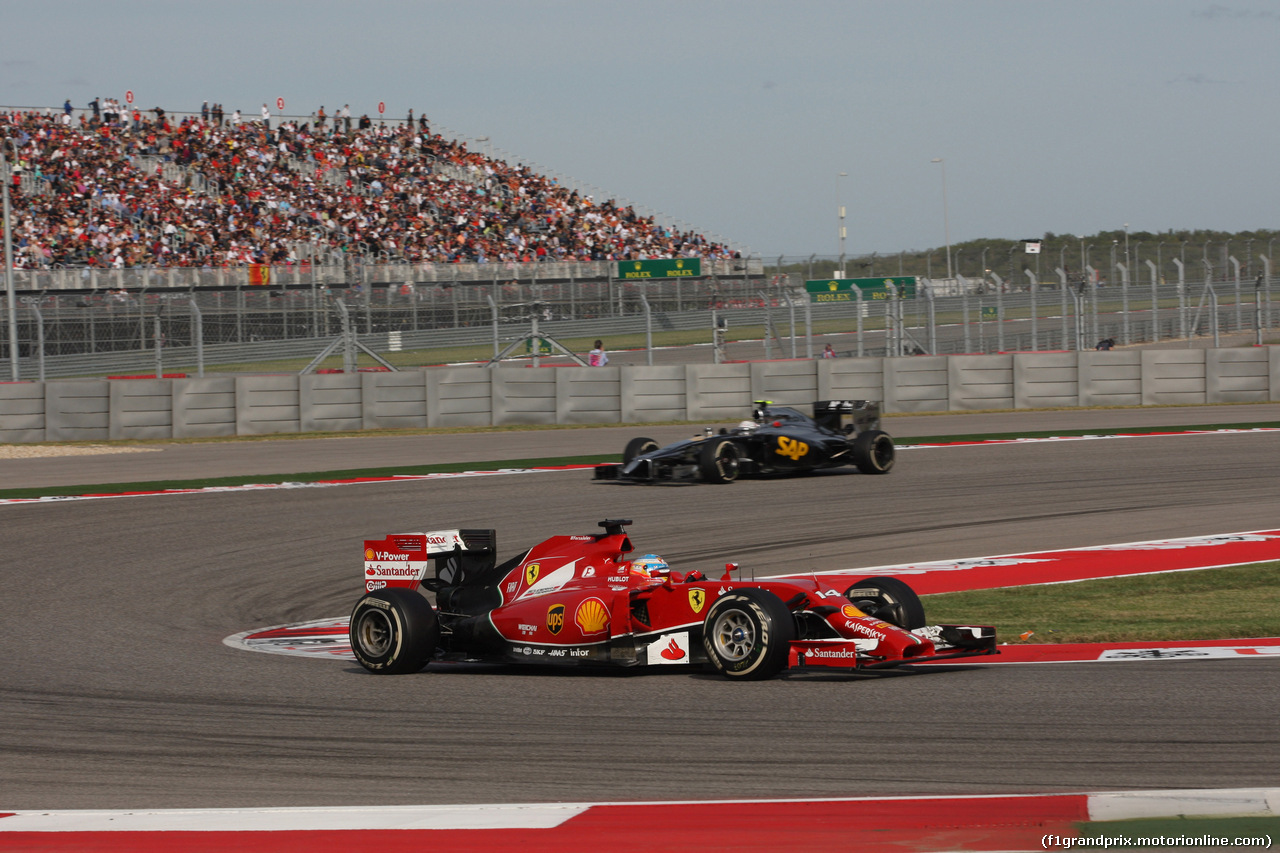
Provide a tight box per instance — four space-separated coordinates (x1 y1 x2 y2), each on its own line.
362 529 497 594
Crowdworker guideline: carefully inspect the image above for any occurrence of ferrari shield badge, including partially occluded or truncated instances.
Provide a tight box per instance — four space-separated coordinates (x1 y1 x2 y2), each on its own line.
524 563 540 585
688 588 707 614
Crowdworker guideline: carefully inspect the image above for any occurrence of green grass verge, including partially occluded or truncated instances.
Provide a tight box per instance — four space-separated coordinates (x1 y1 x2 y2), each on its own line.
5 419 1278 499
901 421 1280 445
1075 815 1280 846
0 454 617 500
923 562 1280 644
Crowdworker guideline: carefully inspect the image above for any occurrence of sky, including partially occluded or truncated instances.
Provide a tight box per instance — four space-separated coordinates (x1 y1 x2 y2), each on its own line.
3 0 1277 260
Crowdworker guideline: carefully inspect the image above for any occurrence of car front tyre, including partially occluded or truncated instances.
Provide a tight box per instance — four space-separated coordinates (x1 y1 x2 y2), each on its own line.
349 588 440 674
702 589 795 680
698 438 741 483
843 576 925 629
623 437 659 463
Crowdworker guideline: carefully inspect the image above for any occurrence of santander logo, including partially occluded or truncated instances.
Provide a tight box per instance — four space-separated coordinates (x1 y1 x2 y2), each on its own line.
660 638 686 661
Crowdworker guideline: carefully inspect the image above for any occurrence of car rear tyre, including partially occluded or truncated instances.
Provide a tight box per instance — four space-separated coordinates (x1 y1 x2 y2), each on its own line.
349 588 440 674
702 589 795 680
698 438 740 483
851 430 895 474
843 576 925 629
623 436 659 463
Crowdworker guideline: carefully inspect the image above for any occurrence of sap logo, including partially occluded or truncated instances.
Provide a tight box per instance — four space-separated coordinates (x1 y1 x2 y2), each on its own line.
775 436 809 461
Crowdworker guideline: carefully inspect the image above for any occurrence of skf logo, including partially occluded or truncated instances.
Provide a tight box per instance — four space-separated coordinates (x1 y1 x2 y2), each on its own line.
525 563 541 585
776 436 809 461
688 588 706 614
546 604 565 635
575 598 609 635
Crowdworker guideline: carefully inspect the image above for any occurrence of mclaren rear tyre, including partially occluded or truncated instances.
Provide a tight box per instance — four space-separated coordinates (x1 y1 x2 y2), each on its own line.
702 589 795 680
698 438 741 483
623 437 660 463
349 588 440 674
843 576 926 630
851 429 895 474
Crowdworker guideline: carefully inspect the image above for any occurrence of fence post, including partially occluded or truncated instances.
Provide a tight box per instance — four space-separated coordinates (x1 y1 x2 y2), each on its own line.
486 292 499 360
640 291 653 365
924 281 937 355
1230 256 1242 332
1117 261 1130 345
1025 268 1038 351
1261 255 1274 332
23 298 46 381
190 295 204 377
1146 259 1159 343
990 272 1005 352
854 287 864 357
803 294 813 359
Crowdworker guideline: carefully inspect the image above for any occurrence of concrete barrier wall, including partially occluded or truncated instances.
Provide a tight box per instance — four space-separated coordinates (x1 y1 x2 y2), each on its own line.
3 348 1278 443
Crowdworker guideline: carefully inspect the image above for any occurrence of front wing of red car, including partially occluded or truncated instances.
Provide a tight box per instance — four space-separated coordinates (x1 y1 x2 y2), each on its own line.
789 623 998 671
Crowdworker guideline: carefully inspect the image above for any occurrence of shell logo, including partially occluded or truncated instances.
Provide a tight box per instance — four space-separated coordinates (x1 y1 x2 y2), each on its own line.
364 548 375 561
841 604 862 618
575 598 609 635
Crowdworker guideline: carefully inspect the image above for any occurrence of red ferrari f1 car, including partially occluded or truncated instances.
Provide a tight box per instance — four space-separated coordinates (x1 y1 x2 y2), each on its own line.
349 520 997 680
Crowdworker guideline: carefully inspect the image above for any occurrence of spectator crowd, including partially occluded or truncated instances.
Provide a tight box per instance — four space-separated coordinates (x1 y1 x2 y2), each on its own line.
1 100 739 271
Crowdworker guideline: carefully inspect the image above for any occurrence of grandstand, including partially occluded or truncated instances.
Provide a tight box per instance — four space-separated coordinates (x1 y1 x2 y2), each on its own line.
0 103 745 275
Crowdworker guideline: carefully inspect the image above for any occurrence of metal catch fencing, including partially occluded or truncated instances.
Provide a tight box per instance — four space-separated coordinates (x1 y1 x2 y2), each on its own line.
2 270 1277 381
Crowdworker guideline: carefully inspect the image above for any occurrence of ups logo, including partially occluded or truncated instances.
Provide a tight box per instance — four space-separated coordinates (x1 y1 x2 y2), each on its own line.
776 436 809 461
546 603 565 635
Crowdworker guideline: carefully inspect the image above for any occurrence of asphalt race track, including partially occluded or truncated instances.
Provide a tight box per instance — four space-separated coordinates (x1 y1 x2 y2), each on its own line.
2 405 1280 810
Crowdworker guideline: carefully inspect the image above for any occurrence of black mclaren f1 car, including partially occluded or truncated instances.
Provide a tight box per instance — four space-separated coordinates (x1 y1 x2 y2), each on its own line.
594 400 894 484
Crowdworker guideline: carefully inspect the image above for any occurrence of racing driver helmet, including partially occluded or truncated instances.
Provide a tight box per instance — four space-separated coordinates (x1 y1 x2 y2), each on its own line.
628 553 669 579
